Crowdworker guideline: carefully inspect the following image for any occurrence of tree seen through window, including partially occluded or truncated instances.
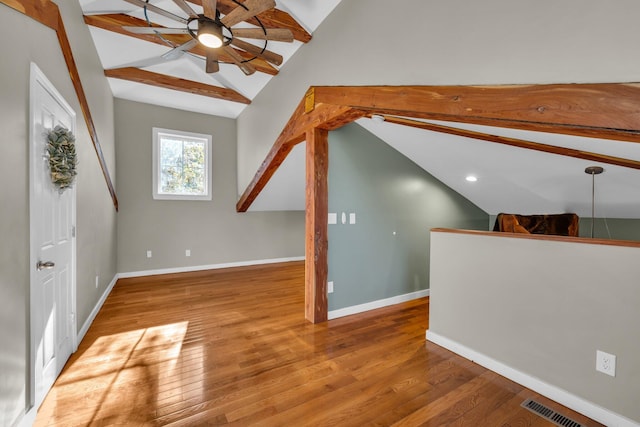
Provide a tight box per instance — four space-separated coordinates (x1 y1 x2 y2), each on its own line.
160 135 206 195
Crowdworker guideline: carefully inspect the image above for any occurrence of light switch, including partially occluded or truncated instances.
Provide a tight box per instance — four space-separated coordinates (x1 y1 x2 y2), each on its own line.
328 213 337 224
341 212 347 224
349 213 356 224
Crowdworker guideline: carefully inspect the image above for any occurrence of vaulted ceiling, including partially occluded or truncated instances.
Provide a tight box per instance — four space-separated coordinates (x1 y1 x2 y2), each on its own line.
78 1 640 221
79 0 341 117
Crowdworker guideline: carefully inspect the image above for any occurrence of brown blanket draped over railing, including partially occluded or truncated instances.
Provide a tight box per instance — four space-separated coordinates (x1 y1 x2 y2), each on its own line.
493 213 580 237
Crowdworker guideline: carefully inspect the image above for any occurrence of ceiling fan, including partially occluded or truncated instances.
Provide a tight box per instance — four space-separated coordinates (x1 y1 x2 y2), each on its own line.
121 0 294 75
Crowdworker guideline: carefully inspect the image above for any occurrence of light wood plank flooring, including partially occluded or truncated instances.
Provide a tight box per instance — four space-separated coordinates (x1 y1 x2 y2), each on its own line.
35 261 603 426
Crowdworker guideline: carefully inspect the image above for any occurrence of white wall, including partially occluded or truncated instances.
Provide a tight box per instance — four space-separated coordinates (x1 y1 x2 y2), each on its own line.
428 230 640 425
115 99 304 274
0 1 117 425
237 0 640 195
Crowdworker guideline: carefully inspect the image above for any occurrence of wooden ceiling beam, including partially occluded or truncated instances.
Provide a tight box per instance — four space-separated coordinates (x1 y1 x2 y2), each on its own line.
83 14 278 75
310 84 640 143
105 67 250 104
188 0 312 43
239 83 640 214
1 0 58 29
378 115 640 171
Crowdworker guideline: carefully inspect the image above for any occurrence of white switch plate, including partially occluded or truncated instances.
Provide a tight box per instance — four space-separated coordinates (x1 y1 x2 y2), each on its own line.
328 213 337 224
328 281 334 294
146 250 152 258
341 212 347 224
349 213 356 224
185 249 191 257
95 275 99 289
596 350 616 377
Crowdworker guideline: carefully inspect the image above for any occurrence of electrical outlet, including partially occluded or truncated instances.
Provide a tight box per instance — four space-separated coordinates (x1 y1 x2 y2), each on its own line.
596 350 616 377
185 249 191 257
146 250 152 258
327 281 334 294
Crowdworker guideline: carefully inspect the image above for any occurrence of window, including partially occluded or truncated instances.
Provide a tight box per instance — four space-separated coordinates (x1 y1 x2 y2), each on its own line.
152 127 212 200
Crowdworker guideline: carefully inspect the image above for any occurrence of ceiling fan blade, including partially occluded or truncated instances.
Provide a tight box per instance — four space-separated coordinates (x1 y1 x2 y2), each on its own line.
122 0 188 24
109 56 170 69
232 28 293 42
172 0 198 19
222 46 256 75
206 50 219 73
221 0 276 27
230 38 282 66
83 9 136 16
202 0 218 20
122 26 190 34
163 39 198 60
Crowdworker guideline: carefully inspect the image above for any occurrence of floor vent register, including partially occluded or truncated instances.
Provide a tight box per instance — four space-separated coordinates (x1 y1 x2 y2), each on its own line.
521 398 586 427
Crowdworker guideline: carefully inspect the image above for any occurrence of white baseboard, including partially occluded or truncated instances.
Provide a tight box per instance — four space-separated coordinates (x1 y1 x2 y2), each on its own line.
328 289 429 320
426 331 640 427
77 273 119 344
117 256 305 279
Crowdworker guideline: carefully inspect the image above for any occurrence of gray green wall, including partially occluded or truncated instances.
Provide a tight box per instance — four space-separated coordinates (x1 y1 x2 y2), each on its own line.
327 124 488 311
0 2 117 425
579 218 640 241
115 99 304 274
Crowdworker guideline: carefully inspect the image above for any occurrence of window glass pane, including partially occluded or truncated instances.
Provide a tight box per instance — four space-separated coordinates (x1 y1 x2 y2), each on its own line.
153 128 211 200
182 140 205 194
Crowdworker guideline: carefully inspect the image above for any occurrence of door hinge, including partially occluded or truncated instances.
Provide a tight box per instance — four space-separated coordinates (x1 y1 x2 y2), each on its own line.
72 225 76 238
70 312 75 324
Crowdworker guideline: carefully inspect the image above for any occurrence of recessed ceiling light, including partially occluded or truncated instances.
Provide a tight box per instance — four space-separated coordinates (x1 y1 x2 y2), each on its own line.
465 175 478 182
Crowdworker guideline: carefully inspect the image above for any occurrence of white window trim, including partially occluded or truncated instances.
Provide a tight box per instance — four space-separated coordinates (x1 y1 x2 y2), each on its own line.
152 127 213 201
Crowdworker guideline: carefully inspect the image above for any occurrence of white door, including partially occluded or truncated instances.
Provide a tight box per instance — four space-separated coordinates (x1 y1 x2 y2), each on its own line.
29 63 77 409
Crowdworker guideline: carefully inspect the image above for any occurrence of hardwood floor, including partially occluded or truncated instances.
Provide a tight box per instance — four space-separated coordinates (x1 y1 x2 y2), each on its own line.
35 261 603 426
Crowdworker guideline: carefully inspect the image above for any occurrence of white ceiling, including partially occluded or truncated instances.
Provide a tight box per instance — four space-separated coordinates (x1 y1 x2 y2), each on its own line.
250 119 640 219
359 119 640 219
79 0 342 118
79 1 640 219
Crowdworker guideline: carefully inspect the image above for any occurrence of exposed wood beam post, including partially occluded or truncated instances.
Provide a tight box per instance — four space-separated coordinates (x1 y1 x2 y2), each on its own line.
305 127 328 324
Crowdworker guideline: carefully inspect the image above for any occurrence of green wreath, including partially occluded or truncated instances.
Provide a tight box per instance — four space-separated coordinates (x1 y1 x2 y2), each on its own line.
46 125 77 192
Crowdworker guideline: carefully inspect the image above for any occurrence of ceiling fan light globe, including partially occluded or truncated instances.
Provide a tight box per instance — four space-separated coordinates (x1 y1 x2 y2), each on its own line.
197 19 223 48
198 33 223 48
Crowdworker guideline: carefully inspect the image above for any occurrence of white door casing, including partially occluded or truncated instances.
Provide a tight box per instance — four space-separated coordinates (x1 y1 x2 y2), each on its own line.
29 63 77 410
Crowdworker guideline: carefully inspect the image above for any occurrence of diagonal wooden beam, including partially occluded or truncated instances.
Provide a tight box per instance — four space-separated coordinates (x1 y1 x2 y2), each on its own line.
377 115 640 171
189 0 312 43
1 0 58 28
235 99 366 212
83 14 278 76
2 0 119 210
105 67 250 104
311 85 640 143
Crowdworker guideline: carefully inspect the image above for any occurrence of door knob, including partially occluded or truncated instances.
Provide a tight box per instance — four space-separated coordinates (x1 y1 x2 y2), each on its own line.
37 261 55 270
